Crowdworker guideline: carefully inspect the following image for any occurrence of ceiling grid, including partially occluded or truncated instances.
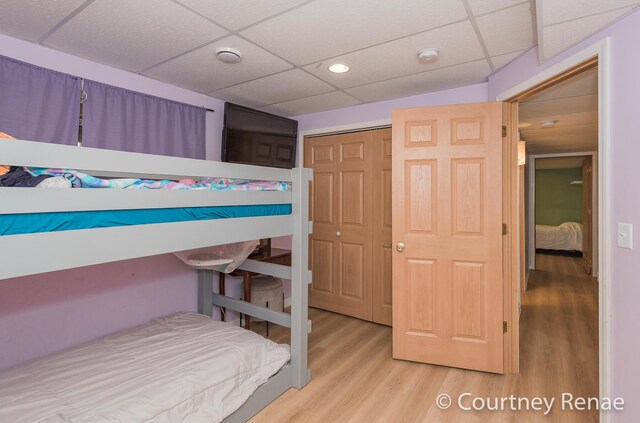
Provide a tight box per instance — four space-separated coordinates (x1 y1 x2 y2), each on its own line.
0 0 636 116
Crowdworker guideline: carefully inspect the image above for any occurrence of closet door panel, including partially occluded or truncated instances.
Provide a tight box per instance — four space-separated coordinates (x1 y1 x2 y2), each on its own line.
372 128 393 325
306 131 372 320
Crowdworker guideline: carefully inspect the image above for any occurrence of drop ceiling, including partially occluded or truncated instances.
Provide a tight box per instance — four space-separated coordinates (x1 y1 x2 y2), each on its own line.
0 1 635 116
536 0 640 61
519 66 598 154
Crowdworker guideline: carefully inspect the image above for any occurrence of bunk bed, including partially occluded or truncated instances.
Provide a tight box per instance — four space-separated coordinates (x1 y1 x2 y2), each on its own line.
0 139 313 422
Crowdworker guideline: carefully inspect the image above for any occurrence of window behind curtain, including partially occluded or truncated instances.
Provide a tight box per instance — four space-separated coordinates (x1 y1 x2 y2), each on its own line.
0 55 80 144
82 80 205 159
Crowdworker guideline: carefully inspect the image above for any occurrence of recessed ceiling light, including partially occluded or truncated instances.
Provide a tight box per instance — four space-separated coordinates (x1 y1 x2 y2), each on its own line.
215 47 242 64
540 120 558 128
518 122 531 128
329 63 350 73
417 48 439 64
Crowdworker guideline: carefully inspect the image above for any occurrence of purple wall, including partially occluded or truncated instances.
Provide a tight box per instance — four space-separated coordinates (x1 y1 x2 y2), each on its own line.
0 256 198 370
0 34 229 371
488 10 640 422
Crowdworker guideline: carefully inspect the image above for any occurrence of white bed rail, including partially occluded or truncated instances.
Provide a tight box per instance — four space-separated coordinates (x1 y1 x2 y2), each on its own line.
0 139 292 181
0 140 299 280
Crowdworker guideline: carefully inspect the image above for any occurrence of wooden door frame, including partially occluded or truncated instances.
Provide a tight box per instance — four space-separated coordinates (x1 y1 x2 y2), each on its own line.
497 39 611 420
527 152 598 274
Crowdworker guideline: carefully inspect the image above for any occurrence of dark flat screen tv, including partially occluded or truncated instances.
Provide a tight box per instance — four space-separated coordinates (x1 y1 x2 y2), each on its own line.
221 102 298 169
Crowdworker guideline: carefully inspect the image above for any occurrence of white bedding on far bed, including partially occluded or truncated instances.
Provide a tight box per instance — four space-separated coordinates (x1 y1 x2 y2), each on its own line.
536 221 583 251
0 312 290 422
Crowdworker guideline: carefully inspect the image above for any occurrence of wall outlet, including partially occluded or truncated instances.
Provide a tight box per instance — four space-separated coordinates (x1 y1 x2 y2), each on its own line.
617 223 633 249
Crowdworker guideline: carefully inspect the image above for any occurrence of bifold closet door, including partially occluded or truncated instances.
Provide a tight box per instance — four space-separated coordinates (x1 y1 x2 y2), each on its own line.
305 131 373 321
371 128 393 326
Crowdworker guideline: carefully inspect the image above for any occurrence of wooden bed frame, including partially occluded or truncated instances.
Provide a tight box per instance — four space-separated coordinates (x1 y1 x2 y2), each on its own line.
0 139 312 422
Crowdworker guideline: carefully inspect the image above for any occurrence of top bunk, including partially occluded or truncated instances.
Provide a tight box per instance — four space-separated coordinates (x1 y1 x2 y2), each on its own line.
0 139 312 281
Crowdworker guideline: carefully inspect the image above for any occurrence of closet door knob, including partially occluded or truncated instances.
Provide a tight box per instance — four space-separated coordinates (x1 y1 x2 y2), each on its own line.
396 242 406 252
336 231 342 237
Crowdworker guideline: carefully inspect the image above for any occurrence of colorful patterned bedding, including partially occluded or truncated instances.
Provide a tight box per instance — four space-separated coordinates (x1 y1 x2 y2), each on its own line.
25 167 290 191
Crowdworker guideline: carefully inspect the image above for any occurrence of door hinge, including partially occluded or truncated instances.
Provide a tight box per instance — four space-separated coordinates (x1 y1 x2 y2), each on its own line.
502 223 507 235
502 125 507 137
503 321 508 333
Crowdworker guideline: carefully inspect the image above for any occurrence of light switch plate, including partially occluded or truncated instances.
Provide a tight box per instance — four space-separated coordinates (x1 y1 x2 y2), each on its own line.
617 223 633 249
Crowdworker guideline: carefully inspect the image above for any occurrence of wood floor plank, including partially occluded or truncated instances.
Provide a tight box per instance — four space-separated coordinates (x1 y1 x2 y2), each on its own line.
250 254 598 422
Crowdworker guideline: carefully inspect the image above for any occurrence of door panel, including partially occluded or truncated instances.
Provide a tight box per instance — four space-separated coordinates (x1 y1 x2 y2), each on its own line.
306 131 373 321
405 160 437 233
340 171 364 226
372 128 393 325
311 239 334 293
392 103 504 373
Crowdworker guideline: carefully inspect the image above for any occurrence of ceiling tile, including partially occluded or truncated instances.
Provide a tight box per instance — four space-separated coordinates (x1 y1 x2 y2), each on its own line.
210 69 334 108
520 111 598 127
144 36 292 93
44 0 228 72
240 0 468 65
476 2 534 56
542 0 639 26
522 133 598 153
175 0 309 30
519 94 598 119
467 0 527 16
260 91 362 117
521 123 598 139
542 7 634 59
345 59 491 103
524 67 597 103
302 21 484 89
0 0 86 42
491 50 526 70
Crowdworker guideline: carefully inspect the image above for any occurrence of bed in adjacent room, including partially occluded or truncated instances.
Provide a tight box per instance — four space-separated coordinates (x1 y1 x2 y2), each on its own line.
536 221 583 252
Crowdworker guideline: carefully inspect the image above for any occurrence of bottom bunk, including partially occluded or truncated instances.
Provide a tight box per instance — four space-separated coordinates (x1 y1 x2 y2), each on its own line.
0 312 291 422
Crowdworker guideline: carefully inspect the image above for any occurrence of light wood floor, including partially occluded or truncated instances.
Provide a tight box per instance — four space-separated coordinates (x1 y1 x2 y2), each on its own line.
250 254 598 422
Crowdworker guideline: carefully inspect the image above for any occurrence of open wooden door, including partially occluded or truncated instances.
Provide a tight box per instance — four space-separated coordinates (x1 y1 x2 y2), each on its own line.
582 156 593 275
392 103 505 373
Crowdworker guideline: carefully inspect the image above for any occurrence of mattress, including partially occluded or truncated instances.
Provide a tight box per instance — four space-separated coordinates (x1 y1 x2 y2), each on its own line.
0 312 290 422
536 222 583 251
0 204 291 236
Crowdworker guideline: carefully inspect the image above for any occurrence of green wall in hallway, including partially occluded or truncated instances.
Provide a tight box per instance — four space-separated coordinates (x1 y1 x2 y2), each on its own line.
535 168 582 226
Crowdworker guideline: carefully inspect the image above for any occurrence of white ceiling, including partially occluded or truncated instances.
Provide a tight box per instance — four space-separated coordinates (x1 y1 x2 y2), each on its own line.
537 0 640 61
519 66 598 154
0 1 634 117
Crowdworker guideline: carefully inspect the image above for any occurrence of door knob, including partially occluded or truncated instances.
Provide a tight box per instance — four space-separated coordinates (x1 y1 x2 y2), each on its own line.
336 231 341 237
396 242 405 252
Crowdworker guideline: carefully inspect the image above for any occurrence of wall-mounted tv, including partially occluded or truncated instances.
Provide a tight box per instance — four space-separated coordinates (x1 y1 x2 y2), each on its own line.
221 102 298 169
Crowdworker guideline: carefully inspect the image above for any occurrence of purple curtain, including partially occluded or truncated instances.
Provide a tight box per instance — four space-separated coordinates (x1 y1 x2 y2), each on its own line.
83 80 205 159
0 55 80 144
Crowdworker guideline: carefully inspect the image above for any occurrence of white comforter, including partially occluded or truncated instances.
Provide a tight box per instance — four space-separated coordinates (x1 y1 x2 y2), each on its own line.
536 222 583 251
0 312 290 422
